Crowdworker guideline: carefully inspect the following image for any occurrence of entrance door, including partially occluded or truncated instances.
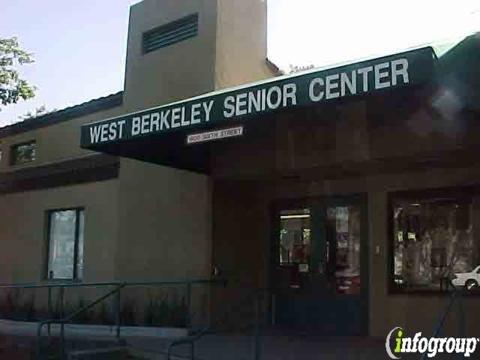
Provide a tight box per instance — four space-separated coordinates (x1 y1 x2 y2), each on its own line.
271 195 368 335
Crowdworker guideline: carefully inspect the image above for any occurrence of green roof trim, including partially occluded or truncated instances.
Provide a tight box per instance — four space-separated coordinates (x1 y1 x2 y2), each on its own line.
81 47 436 149
0 91 123 139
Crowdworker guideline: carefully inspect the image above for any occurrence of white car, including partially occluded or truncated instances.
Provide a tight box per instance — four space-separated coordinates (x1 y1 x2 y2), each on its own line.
452 265 480 290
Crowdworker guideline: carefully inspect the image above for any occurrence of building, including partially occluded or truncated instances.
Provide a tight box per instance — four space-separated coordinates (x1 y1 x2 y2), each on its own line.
1 0 480 338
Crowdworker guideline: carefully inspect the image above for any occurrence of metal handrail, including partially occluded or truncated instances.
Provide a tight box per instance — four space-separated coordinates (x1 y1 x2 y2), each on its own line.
167 287 269 360
37 284 126 360
0 278 218 289
5 278 469 360
420 280 468 360
0 278 224 360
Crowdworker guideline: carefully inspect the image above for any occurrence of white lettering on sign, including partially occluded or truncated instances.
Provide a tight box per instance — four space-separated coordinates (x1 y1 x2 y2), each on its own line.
203 100 214 122
357 66 373 92
85 56 414 146
374 62 390 89
340 71 356 96
107 100 216 141
325 74 340 99
391 58 409 85
89 120 126 143
308 58 409 103
223 83 298 118
309 77 324 101
186 126 244 144
191 103 201 124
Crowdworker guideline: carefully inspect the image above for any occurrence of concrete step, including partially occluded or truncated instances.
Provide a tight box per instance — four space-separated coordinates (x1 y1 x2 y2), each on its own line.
67 346 129 360
0 333 131 359
128 346 189 360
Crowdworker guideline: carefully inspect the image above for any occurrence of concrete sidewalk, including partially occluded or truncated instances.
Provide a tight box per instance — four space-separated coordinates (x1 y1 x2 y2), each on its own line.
128 335 388 360
127 334 472 360
0 333 468 359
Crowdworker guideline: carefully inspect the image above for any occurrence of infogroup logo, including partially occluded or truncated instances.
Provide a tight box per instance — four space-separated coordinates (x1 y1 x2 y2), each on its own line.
385 327 479 358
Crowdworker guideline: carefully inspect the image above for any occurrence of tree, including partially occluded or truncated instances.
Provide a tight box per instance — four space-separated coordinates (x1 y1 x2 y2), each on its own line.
19 105 56 120
0 37 35 109
288 63 314 74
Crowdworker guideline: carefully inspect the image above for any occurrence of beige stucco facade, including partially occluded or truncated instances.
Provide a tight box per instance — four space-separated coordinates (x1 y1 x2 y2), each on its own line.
0 0 479 339
0 0 273 328
115 159 211 281
0 0 273 286
0 179 119 282
0 105 124 172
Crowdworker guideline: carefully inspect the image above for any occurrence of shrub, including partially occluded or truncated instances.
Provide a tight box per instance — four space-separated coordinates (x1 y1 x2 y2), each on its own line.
73 298 94 324
0 289 36 321
120 299 136 326
0 288 188 328
97 302 114 325
144 293 187 328
19 294 36 321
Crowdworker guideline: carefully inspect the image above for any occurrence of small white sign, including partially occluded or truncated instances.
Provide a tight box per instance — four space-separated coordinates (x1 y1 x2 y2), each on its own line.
186 126 244 144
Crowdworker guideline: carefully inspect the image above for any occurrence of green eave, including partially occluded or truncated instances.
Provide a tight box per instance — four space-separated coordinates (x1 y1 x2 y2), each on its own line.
436 33 480 111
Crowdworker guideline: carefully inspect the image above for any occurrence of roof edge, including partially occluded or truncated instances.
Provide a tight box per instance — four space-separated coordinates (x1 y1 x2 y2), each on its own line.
0 91 124 139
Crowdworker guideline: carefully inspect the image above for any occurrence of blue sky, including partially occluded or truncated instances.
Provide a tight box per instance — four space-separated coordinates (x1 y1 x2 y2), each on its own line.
1 0 479 126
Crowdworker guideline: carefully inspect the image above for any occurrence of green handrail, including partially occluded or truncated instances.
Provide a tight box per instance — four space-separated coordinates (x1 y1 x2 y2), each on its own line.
420 280 468 360
0 278 225 360
167 287 269 360
37 284 125 360
0 278 218 289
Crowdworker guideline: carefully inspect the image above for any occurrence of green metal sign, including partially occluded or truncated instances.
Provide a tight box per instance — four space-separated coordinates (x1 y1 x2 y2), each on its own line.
81 47 435 148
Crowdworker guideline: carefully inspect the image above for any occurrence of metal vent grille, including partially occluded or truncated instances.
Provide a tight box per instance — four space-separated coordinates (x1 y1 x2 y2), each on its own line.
143 13 198 54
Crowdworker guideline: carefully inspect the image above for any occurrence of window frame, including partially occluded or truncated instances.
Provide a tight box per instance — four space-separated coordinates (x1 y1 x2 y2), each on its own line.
10 140 37 166
45 207 85 281
388 185 480 295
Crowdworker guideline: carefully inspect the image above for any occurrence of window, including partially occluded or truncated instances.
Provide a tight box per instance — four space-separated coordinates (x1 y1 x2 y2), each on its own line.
326 206 361 294
275 204 363 294
10 141 36 165
143 13 198 54
279 209 311 271
391 188 480 292
47 208 85 280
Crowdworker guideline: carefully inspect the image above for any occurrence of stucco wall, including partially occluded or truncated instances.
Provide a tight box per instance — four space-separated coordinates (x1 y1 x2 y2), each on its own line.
113 158 212 326
214 0 273 89
123 0 218 111
123 0 275 112
0 179 119 284
0 105 124 173
116 158 211 281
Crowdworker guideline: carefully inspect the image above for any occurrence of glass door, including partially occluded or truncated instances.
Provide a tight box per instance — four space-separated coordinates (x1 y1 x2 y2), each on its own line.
325 205 361 295
271 195 368 335
277 208 312 290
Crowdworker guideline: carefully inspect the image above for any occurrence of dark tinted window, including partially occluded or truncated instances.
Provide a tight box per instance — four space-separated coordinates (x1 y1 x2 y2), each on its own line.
391 188 480 292
10 141 36 165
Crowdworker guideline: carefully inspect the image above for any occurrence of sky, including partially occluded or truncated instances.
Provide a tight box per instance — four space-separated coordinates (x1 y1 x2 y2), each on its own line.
1 0 479 126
